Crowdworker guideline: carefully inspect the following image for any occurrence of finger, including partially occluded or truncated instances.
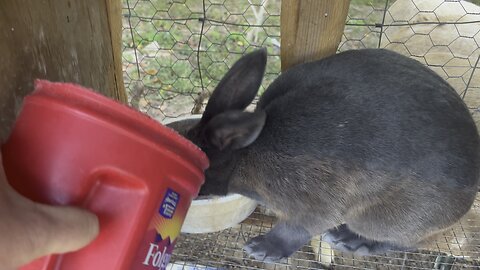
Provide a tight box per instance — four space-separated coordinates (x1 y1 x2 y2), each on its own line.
0 198 99 268
0 152 99 265
36 203 100 255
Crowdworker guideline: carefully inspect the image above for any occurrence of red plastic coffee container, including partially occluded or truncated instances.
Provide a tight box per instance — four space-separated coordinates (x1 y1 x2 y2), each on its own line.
2 80 209 270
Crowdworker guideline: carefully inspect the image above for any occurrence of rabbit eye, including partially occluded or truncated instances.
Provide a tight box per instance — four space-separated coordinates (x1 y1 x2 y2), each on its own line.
185 128 197 138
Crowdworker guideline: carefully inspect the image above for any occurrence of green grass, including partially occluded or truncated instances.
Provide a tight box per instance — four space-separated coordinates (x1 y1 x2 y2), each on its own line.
122 0 282 114
121 0 467 117
124 0 385 97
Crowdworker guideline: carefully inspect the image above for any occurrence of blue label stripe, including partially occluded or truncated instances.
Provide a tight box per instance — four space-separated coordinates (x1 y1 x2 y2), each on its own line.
159 188 180 219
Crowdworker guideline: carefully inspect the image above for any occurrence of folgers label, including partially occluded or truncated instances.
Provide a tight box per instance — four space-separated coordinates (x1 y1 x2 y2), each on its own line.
133 187 189 270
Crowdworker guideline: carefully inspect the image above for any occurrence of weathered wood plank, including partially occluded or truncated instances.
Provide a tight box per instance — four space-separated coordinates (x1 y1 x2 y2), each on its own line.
0 0 127 141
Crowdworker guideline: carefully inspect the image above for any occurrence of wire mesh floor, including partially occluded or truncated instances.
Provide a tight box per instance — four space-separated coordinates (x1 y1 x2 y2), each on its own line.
169 195 480 270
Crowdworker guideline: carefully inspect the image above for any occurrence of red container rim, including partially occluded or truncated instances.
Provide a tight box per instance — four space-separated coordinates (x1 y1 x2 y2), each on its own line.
32 80 209 174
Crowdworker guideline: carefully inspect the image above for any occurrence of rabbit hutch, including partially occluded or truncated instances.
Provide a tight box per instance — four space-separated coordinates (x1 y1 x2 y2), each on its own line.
1 0 479 269
121 0 480 269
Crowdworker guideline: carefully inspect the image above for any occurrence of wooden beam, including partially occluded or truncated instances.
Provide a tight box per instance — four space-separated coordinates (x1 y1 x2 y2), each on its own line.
106 0 128 103
280 0 351 71
280 1 351 265
0 0 127 142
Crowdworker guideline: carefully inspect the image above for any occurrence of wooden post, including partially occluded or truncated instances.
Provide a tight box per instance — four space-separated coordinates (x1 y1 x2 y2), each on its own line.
106 0 127 102
281 0 351 265
280 0 351 71
0 0 127 142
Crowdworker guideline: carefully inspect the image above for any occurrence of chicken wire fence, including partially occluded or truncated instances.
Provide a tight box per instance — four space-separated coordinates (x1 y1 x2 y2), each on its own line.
121 0 480 269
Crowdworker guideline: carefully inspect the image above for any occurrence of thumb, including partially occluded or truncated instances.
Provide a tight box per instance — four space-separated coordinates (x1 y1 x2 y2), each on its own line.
0 152 99 268
36 203 100 255
2 200 99 269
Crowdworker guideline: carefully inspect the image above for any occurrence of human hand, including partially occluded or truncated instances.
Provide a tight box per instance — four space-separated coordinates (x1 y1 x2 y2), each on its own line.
0 154 99 269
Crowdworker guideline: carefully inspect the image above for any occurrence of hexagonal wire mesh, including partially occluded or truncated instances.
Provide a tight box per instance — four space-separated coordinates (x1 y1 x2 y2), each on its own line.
122 0 480 269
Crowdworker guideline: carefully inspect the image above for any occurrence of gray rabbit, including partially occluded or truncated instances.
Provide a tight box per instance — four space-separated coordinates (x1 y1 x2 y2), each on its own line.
168 48 480 262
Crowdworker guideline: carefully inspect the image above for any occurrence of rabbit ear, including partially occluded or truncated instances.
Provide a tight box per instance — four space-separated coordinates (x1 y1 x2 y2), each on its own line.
200 49 267 124
204 110 266 150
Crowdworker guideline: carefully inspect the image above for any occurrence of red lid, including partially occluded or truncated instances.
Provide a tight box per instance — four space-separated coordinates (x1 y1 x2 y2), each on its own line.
32 80 209 173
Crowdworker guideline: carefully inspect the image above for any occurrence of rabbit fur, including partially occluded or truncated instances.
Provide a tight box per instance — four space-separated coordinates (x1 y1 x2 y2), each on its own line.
168 48 480 262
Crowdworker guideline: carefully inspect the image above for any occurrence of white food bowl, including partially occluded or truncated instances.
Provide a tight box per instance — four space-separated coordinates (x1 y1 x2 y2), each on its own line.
181 194 258 233
163 115 258 233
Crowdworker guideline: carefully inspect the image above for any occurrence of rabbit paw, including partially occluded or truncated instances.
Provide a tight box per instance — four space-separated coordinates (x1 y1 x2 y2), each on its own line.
244 222 312 262
322 224 405 255
244 235 286 262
